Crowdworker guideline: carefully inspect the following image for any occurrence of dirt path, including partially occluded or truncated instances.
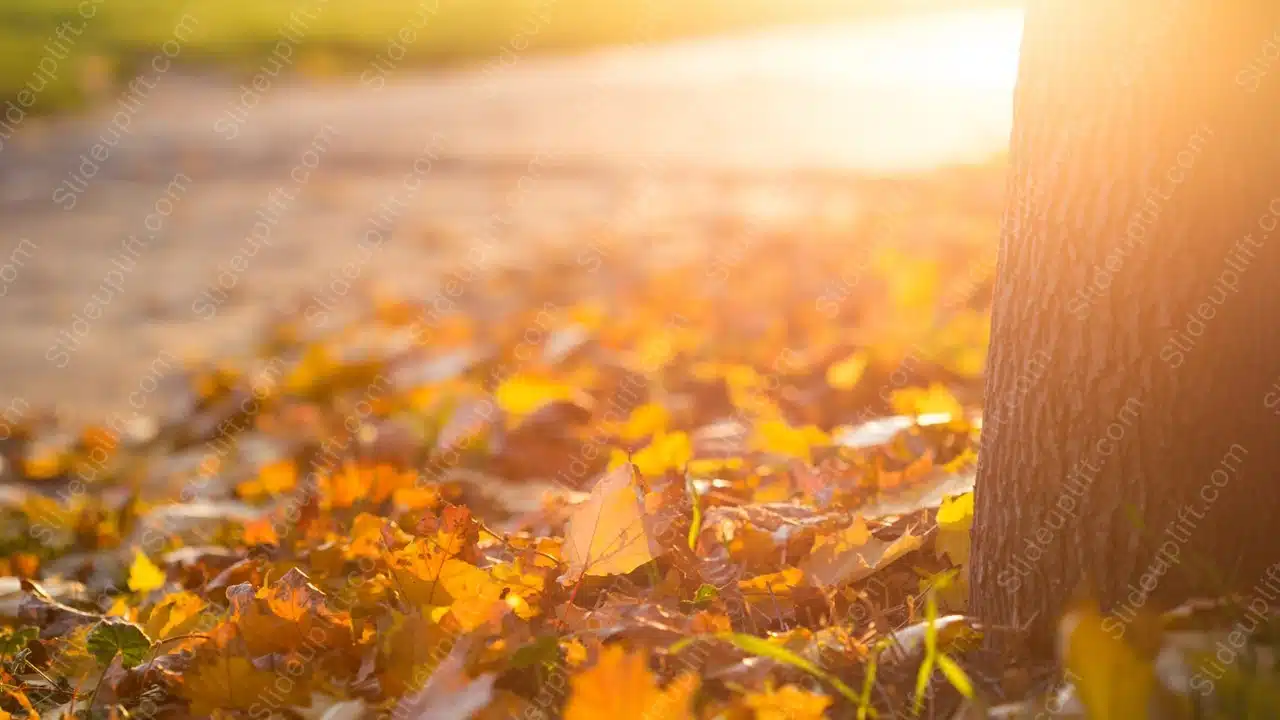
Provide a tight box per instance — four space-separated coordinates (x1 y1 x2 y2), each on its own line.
0 8 1019 423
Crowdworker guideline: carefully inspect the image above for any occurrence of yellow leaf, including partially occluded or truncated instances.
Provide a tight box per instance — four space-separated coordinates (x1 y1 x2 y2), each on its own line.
565 645 697 720
634 330 680 373
184 655 308 715
802 523 923 588
4 688 37 720
687 457 743 475
631 431 693 477
826 351 869 391
490 563 545 620
561 638 589 667
811 517 872 557
236 460 297 501
561 464 665 583
619 403 670 442
739 567 805 601
392 485 440 511
890 383 963 419
935 492 974 567
319 462 418 509
934 492 974 611
128 550 166 593
388 542 461 607
105 596 133 618
743 682 832 720
438 562 509 631
21 495 77 547
348 513 390 559
494 374 580 418
1059 597 1158 720
752 420 830 464
143 591 207 641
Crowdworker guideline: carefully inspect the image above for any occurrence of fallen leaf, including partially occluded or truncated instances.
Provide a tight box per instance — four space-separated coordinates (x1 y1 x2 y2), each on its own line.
1058 597 1159 720
127 550 166 593
743 682 833 720
561 464 666 583
752 420 830 464
826 350 869 391
564 645 697 720
802 522 923 589
86 617 152 668
629 431 693 477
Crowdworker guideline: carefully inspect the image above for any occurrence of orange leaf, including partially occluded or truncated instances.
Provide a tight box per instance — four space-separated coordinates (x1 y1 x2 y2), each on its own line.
561 464 666 583
565 645 697 720
183 654 308 715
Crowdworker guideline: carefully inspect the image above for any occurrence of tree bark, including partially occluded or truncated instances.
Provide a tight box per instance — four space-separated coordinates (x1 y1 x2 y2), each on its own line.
971 0 1280 654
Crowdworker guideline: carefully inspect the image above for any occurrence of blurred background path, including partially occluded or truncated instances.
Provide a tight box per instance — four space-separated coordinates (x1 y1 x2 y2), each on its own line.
0 6 1021 420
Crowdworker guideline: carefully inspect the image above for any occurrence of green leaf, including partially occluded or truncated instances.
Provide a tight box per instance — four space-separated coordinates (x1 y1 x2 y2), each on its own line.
935 654 974 699
669 632 859 704
509 635 559 670
686 475 702 551
857 640 885 720
913 653 934 715
692 583 719 604
0 627 38 657
87 618 152 668
913 585 943 715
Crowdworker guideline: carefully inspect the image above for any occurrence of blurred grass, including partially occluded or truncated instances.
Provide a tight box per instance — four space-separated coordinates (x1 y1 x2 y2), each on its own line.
0 0 1015 115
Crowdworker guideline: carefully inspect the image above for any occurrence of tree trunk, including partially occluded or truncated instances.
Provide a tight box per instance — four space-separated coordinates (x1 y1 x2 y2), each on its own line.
971 0 1280 654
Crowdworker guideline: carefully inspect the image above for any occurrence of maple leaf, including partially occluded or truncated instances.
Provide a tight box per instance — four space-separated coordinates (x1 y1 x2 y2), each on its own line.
265 567 330 622
561 464 667 584
387 537 506 629
742 682 832 720
320 462 417 509
436 504 481 558
377 611 459 697
183 654 308 715
348 512 393 559
236 459 297 501
388 540 459 607
564 645 697 720
142 591 207 641
227 570 352 658
489 562 546 620
391 638 497 720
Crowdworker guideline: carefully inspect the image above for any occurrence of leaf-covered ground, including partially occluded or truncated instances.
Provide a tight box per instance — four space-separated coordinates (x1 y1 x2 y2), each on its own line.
3 161 1274 719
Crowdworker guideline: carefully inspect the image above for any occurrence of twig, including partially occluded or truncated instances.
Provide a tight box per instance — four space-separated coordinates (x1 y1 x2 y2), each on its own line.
477 519 562 567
